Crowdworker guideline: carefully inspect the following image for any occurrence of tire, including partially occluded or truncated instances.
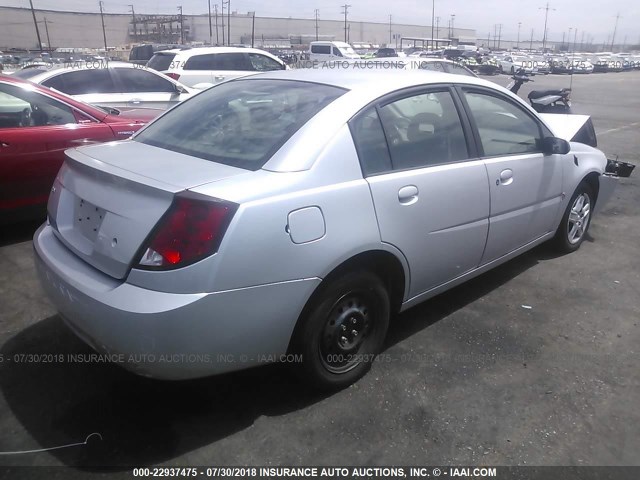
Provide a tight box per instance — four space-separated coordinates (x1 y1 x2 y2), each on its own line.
553 181 594 253
291 270 390 390
510 66 515 74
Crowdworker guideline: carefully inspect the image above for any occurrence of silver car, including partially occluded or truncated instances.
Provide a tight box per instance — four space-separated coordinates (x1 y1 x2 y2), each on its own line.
34 70 617 389
17 62 195 110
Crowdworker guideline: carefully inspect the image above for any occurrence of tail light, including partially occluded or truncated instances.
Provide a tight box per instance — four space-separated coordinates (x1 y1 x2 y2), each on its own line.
165 72 181 81
137 193 237 270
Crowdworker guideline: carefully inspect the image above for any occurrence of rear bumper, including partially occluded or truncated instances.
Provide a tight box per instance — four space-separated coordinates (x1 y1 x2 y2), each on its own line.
33 224 320 379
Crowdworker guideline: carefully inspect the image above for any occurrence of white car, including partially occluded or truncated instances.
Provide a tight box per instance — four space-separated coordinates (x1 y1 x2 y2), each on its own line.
146 47 287 89
14 62 195 110
498 54 537 75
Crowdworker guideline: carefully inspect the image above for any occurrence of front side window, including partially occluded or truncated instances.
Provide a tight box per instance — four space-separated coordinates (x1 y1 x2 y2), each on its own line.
0 83 76 128
332 47 344 57
377 90 469 170
213 53 252 71
311 45 331 54
463 90 543 157
135 79 346 170
248 53 284 71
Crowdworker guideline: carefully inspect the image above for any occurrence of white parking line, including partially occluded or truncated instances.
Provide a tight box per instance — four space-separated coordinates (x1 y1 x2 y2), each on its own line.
599 122 640 135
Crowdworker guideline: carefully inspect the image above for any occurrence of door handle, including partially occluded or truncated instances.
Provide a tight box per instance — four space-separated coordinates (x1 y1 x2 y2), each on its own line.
398 185 419 205
0 141 9 148
214 75 225 82
129 98 143 105
497 169 514 186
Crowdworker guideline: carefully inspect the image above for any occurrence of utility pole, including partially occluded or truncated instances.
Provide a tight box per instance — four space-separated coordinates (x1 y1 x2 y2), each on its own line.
517 22 521 49
214 4 219 45
341 5 351 43
29 0 43 52
129 4 136 38
99 1 108 59
207 0 212 45
435 16 440 40
177 6 184 44
251 11 255 48
530 29 534 51
611 13 620 51
580 31 585 51
450 14 455 41
221 1 225 45
539 2 555 52
431 0 435 46
389 14 392 45
497 23 502 50
43 17 51 51
227 0 231 46
314 9 319 41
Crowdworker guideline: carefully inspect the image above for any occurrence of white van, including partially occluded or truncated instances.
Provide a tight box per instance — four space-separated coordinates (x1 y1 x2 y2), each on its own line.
308 41 361 61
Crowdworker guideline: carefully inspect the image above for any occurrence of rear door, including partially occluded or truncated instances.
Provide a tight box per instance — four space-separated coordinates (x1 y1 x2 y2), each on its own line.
458 87 563 264
350 87 490 298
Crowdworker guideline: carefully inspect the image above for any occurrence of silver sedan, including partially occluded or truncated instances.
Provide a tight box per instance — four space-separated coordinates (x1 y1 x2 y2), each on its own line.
34 69 617 389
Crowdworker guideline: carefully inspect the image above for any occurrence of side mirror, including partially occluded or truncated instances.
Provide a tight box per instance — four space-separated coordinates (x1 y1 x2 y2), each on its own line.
175 84 189 94
541 136 570 155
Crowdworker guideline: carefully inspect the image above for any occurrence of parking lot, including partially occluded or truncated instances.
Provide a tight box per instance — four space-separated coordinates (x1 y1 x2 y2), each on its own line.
0 71 639 474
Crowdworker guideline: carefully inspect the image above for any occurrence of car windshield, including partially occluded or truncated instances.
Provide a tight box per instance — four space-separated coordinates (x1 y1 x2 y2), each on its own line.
135 79 346 170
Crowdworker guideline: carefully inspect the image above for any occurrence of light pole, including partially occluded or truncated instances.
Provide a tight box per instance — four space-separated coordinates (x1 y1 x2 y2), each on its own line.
517 22 521 49
431 0 435 47
450 14 455 40
539 2 555 52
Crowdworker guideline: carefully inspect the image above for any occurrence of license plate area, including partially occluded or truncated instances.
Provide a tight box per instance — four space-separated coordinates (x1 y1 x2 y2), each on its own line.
74 197 105 241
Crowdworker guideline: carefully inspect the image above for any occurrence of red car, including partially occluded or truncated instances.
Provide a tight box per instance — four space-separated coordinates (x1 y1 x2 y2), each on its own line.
0 74 161 224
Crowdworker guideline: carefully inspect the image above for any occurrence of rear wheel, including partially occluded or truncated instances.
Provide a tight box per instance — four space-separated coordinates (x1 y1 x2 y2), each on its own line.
553 182 594 253
291 271 390 390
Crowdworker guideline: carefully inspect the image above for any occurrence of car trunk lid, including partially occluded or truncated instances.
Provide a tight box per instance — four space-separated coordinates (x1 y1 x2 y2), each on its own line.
47 141 248 279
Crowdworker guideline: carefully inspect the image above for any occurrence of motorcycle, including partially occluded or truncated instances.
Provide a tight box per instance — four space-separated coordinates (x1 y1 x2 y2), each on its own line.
507 68 572 113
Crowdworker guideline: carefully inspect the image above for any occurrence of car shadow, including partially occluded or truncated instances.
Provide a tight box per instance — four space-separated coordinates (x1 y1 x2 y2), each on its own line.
0 242 559 469
0 219 42 248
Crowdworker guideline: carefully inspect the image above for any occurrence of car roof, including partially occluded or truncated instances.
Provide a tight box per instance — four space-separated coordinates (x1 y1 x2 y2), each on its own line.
156 46 277 56
248 68 493 92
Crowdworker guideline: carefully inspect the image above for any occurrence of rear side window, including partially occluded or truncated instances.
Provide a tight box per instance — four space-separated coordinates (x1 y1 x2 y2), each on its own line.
184 54 216 70
130 45 153 61
349 107 392 176
43 70 117 95
147 53 176 71
311 45 331 54
114 68 176 93
135 79 346 170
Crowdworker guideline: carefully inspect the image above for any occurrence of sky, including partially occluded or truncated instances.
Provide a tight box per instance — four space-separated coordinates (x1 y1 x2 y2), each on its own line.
2 0 639 45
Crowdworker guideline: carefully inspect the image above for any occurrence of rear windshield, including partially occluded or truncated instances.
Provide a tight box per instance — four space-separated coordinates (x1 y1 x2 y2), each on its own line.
135 79 346 170
147 53 176 71
11 67 48 79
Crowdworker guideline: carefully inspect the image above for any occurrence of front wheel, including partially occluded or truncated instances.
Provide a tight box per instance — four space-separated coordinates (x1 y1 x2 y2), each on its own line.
291 271 390 390
553 182 594 253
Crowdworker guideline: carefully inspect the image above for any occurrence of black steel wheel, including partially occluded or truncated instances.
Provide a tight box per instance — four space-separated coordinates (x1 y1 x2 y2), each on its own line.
291 271 390 390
